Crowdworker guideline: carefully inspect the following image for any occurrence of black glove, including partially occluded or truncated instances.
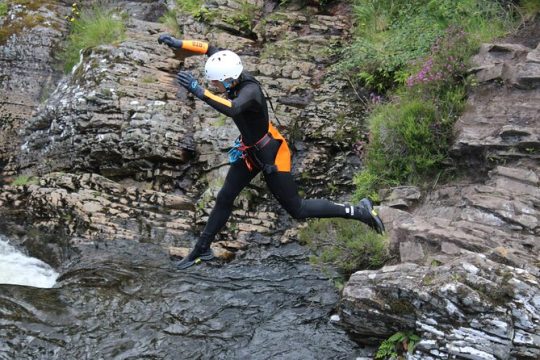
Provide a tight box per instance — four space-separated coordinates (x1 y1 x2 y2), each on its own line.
158 34 183 49
176 71 204 99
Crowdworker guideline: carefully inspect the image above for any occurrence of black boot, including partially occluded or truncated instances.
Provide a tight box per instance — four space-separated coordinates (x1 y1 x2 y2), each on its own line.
176 234 215 270
354 198 385 234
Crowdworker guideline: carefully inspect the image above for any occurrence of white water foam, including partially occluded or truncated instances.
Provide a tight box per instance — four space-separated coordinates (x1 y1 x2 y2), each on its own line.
0 236 59 288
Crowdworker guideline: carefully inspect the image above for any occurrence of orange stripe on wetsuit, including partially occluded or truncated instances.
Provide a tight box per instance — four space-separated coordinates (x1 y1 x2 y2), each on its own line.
268 123 291 172
203 90 232 107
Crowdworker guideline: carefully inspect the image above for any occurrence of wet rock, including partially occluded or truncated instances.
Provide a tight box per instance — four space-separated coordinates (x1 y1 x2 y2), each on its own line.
340 254 540 359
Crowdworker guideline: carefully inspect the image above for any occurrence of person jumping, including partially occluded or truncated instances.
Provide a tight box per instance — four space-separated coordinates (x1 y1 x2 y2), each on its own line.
157 35 385 270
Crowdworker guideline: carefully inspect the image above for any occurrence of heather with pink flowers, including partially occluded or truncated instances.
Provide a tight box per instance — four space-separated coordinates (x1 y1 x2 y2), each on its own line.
406 26 472 93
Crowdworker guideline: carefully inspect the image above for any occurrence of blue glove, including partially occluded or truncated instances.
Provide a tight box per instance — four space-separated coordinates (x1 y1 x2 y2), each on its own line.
176 71 205 99
158 34 183 49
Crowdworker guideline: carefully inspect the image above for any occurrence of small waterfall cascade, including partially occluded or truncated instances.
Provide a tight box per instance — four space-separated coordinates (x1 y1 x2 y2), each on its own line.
0 235 58 288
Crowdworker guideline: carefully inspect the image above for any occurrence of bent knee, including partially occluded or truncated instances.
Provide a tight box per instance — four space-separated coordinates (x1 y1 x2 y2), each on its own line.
284 202 307 220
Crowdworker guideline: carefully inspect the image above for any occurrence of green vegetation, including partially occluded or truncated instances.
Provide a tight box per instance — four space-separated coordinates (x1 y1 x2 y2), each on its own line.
159 9 182 37
174 0 216 21
376 331 421 359
175 0 257 31
60 5 126 73
0 1 8 17
223 1 258 32
5 0 52 11
175 0 204 15
345 0 522 200
521 0 540 18
315 1 528 271
261 37 297 60
10 175 38 186
141 75 158 84
340 0 513 91
299 218 388 277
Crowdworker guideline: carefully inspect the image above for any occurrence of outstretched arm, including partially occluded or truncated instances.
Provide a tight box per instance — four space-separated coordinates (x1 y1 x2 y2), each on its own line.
176 72 257 117
158 34 220 56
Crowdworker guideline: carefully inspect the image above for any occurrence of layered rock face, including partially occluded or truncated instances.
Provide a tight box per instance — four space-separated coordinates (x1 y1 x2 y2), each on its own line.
0 1 360 258
2 1 538 357
0 1 66 174
341 37 540 359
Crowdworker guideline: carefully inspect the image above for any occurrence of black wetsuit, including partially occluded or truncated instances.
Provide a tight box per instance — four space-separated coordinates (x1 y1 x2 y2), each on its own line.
170 40 380 267
196 67 368 243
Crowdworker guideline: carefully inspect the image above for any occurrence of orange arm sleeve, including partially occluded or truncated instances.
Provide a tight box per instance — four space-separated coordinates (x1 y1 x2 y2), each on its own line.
181 40 209 54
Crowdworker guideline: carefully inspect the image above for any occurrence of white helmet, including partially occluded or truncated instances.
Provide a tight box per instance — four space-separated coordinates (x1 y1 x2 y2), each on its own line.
205 50 243 81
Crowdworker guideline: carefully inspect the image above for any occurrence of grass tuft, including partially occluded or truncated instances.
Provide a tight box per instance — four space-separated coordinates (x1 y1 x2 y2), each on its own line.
159 9 182 37
60 5 126 73
299 218 389 277
11 175 38 186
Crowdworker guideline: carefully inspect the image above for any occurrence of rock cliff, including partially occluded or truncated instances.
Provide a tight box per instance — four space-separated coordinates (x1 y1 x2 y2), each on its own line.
340 22 540 359
0 1 360 263
0 1 538 358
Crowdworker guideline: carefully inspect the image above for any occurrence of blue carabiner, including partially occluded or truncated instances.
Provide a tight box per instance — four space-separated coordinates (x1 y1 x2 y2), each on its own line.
228 137 243 164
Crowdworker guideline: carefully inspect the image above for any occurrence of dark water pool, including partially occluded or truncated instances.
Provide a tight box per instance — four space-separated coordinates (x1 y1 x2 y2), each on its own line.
0 239 368 359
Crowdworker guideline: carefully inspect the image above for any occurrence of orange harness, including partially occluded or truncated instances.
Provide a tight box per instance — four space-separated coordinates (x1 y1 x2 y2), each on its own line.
237 123 291 173
267 123 291 172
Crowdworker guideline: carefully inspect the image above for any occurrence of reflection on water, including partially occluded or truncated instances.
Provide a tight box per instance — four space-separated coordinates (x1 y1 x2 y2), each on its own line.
0 235 58 288
0 239 368 359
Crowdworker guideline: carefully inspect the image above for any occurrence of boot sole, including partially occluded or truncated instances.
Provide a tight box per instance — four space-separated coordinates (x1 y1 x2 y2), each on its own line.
360 198 385 234
176 251 215 270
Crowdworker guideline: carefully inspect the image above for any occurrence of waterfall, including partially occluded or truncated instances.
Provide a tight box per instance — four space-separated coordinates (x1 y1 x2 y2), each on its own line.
0 235 58 288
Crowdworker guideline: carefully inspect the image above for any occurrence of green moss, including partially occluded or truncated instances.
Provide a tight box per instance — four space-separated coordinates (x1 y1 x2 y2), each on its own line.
11 0 51 11
0 6 46 45
260 37 297 60
175 0 204 15
388 298 415 315
141 75 158 84
470 280 514 306
422 274 434 285
196 177 224 211
212 115 227 127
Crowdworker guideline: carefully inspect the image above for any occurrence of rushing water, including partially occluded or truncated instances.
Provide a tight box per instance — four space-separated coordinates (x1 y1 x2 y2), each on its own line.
0 237 368 359
0 236 59 288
